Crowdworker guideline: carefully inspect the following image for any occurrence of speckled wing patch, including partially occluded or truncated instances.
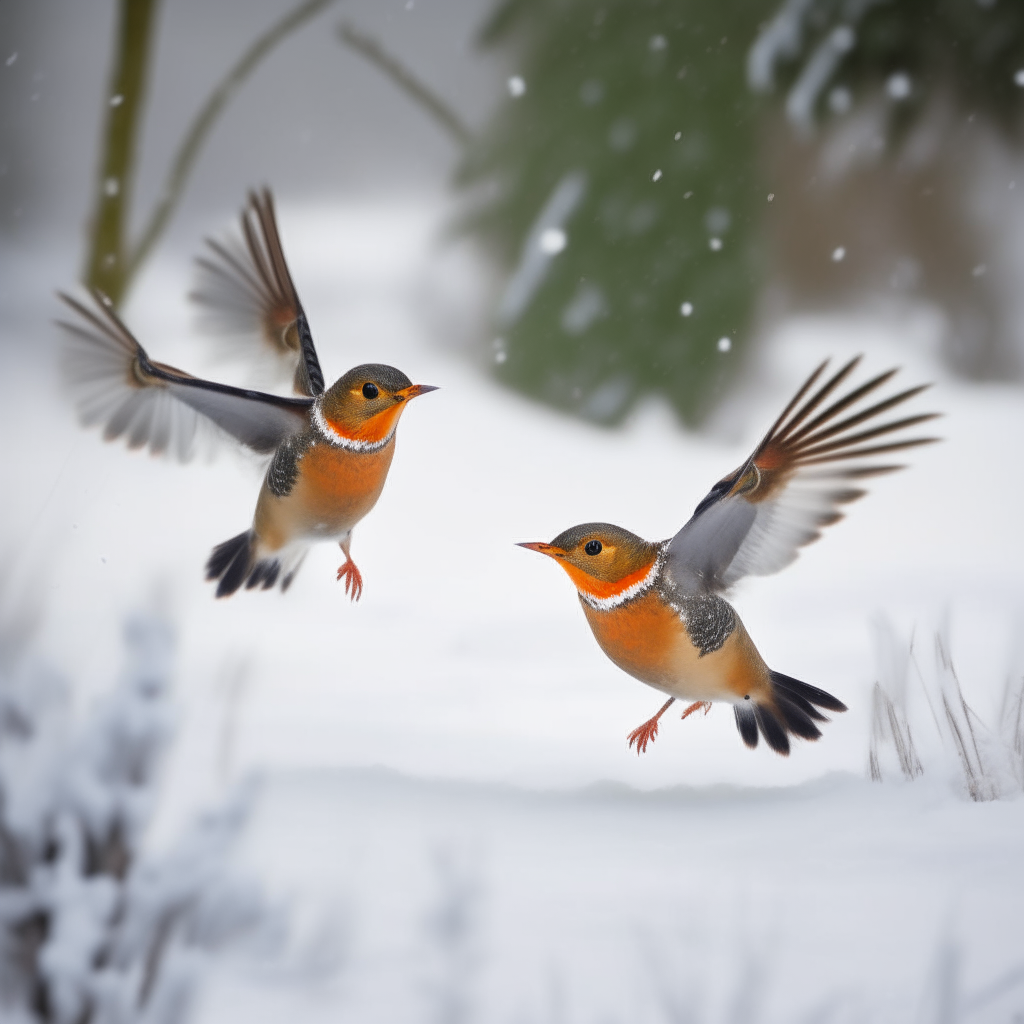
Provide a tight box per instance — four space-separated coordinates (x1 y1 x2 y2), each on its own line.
676 592 736 657
266 431 312 497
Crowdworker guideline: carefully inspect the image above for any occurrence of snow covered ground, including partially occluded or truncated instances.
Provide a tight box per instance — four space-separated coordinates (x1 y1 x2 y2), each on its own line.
2 200 1024 1020
203 768 1024 1023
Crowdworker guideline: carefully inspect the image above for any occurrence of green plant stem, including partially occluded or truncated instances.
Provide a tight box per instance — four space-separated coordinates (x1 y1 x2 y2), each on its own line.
125 0 337 290
84 0 161 305
338 21 473 148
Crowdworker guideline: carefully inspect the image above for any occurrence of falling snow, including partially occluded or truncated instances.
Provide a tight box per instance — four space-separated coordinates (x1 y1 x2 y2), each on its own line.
886 72 912 100
538 227 566 254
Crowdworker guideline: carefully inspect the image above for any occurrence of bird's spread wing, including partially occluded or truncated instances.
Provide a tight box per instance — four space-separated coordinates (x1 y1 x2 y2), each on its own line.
191 189 325 397
665 357 940 594
58 290 313 460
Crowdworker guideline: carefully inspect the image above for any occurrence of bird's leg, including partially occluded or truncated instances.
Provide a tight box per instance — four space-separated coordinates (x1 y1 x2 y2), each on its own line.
627 697 676 755
335 534 363 601
680 700 712 721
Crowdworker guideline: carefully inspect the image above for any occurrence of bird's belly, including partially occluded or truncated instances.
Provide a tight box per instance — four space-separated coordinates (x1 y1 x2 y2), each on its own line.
581 591 769 703
253 441 396 550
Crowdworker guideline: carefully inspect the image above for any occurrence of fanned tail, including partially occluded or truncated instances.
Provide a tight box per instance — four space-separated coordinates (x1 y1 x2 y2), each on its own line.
205 530 306 598
733 671 847 756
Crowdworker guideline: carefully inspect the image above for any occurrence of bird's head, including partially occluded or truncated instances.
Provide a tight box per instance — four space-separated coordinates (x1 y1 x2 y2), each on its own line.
518 523 661 603
320 363 437 444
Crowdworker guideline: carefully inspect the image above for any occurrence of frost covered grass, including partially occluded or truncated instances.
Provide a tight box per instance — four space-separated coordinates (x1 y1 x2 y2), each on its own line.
0 607 292 1024
869 619 1024 802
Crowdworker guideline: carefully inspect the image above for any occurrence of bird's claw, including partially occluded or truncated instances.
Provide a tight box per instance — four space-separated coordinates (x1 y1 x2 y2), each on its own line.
628 700 712 755
627 717 661 755
336 559 363 601
680 700 712 721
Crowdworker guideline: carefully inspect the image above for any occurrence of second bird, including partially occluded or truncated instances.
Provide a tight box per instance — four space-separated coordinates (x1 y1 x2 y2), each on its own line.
520 359 938 756
60 190 437 599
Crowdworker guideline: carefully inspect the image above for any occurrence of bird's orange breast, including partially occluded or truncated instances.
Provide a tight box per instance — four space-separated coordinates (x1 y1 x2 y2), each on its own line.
298 441 395 518
582 589 685 689
581 590 770 703
254 437 396 550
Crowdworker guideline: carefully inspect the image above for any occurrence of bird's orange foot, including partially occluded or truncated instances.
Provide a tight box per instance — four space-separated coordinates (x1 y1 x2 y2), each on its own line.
681 700 712 721
627 715 662 755
336 559 363 601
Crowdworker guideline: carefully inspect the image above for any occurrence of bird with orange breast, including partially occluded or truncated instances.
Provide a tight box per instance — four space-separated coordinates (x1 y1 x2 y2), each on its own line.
59 189 437 598
519 359 938 756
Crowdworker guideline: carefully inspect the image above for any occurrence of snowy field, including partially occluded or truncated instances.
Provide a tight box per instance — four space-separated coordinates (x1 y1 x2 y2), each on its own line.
202 768 1024 1023
2 201 1024 1021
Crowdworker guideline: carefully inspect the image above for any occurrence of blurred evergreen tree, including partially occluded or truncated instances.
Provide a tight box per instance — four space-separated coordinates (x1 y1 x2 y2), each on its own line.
457 0 776 426
749 0 1024 140
747 0 1024 380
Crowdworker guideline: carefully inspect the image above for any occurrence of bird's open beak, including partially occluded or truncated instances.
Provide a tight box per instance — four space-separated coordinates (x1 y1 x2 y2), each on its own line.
516 541 565 559
398 383 439 400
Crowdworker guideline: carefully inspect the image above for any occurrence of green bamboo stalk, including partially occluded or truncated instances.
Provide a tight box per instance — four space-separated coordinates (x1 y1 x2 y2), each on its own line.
84 0 160 305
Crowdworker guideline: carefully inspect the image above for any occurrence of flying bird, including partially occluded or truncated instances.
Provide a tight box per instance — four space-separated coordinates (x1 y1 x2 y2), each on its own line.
519 359 939 756
59 190 437 599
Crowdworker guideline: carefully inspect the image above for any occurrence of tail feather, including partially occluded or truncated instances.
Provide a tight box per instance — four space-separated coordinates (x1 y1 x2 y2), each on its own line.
734 671 847 755
772 684 829 723
774 693 823 742
771 671 848 713
245 558 280 591
280 550 307 592
733 703 759 749
206 531 254 597
753 702 791 755
206 530 245 578
205 531 297 597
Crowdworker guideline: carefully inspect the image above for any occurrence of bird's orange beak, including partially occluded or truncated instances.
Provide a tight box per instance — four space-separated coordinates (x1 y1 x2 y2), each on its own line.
516 541 566 559
398 383 439 400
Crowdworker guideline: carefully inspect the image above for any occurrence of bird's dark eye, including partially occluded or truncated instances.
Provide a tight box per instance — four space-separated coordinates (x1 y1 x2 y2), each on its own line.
584 540 602 556
362 382 379 399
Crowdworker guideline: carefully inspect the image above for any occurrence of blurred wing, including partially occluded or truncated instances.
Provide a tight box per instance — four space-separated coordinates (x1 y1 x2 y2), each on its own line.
665 357 940 594
58 290 313 460
191 188 325 397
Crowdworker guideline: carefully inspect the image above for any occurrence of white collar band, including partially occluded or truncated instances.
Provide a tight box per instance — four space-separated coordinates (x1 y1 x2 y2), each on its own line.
313 399 394 453
579 545 665 611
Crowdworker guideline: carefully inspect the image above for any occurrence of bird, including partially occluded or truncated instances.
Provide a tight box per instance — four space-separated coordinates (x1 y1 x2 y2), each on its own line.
58 189 437 599
518 358 939 756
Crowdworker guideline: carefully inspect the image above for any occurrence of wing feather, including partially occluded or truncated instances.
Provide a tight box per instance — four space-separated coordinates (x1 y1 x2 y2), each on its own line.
58 290 312 460
768 357 861 442
191 189 325 397
665 359 940 593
